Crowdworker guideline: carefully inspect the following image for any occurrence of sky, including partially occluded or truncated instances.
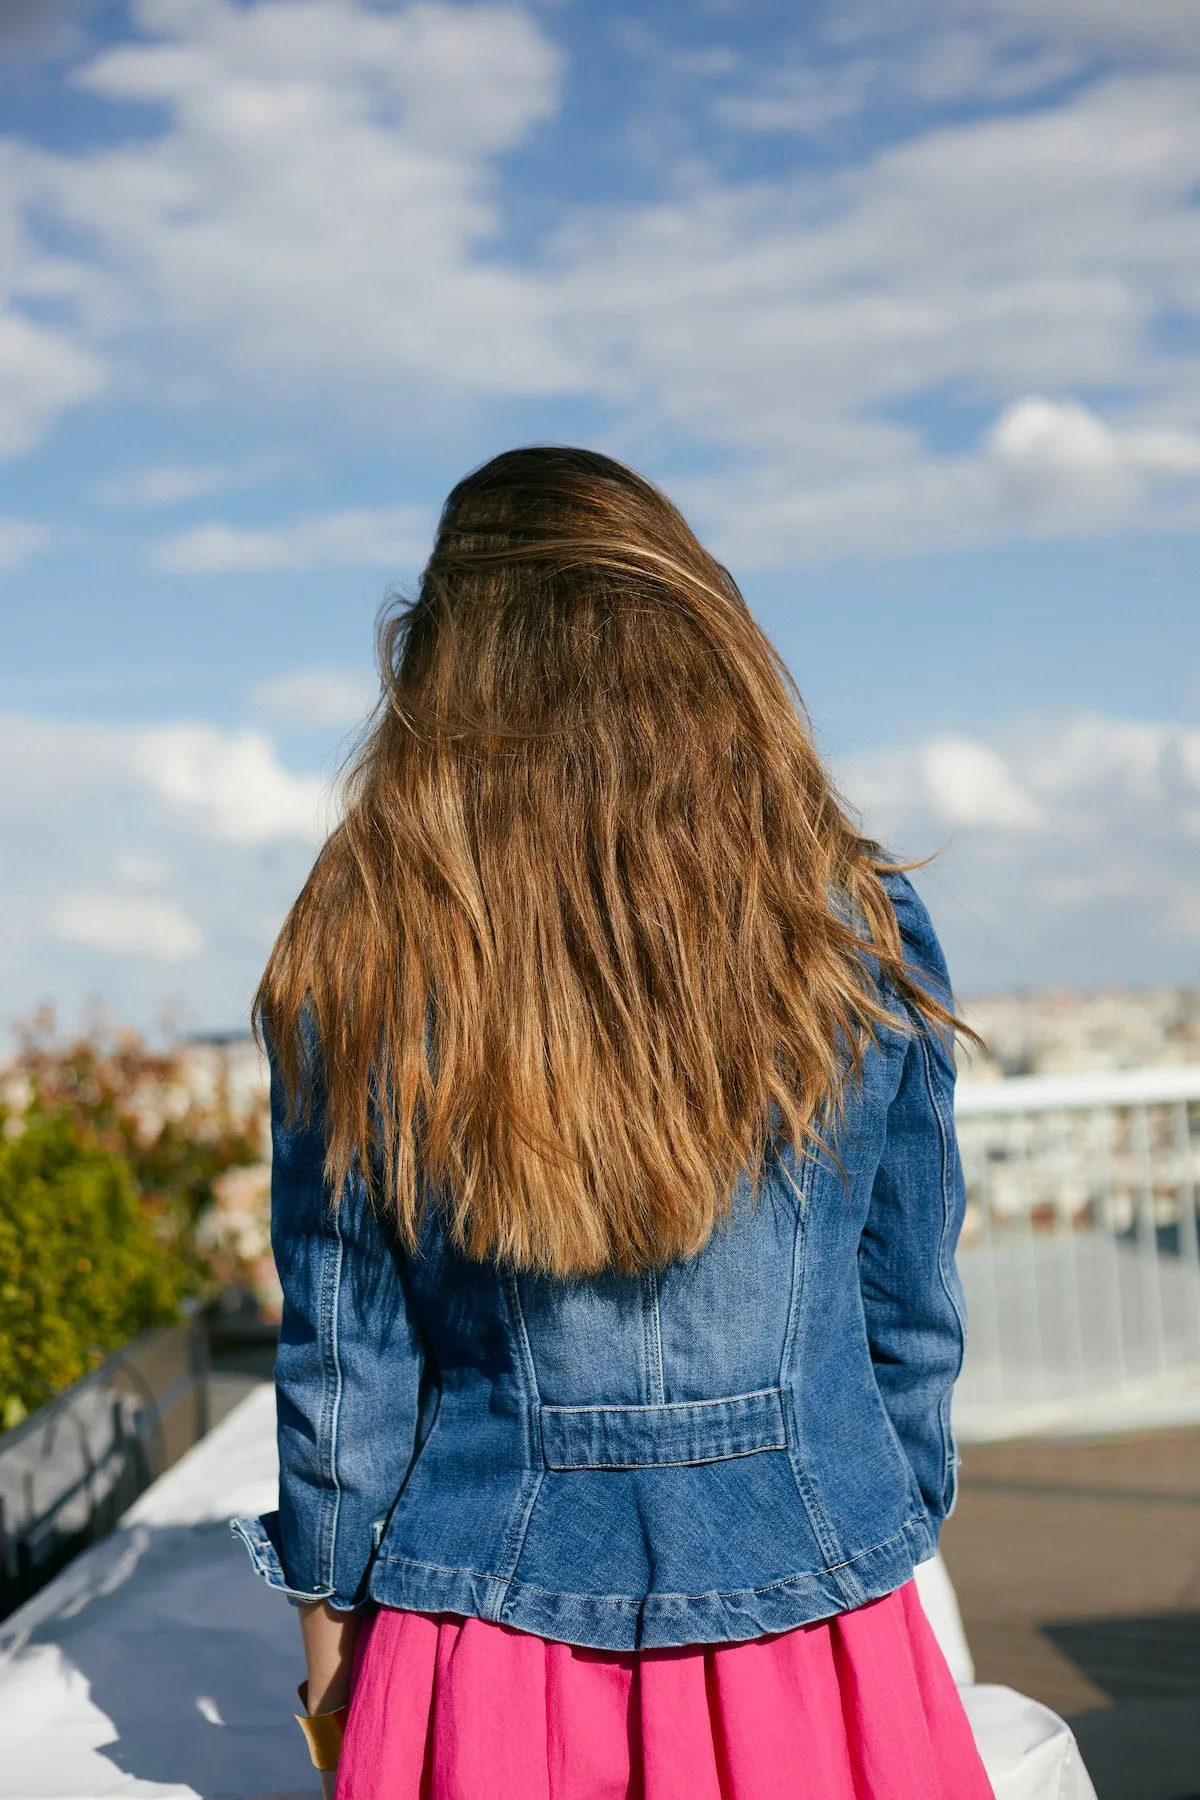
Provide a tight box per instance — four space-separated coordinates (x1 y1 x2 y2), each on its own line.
2 0 1199 1037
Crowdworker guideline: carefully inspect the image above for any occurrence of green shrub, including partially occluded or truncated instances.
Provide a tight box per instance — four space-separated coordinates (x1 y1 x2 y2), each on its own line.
0 1107 190 1428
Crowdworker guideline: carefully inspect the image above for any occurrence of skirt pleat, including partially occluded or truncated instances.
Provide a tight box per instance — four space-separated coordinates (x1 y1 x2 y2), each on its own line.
335 1581 994 1800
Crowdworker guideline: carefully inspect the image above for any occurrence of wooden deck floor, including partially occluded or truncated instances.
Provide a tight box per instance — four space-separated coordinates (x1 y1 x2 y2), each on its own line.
940 1425 1200 1799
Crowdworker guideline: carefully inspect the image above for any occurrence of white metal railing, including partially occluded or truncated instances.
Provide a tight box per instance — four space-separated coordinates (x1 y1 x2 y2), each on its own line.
952 1066 1200 1439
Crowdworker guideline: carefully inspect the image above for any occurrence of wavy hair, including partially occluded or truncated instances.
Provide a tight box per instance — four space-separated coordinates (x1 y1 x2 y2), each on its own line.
256 447 961 1276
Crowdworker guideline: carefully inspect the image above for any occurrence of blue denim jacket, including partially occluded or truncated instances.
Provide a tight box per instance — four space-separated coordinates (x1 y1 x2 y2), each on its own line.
232 870 967 1651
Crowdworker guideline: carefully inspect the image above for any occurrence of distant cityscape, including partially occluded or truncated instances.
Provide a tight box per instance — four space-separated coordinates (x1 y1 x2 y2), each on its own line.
959 985 1200 1080
180 987 1200 1090
8 985 1200 1098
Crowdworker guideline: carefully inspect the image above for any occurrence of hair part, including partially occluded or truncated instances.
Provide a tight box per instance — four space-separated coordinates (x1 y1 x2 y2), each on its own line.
257 446 968 1277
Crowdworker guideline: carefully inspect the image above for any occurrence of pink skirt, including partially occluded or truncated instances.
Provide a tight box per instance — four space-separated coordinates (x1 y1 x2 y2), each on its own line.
336 1580 993 1799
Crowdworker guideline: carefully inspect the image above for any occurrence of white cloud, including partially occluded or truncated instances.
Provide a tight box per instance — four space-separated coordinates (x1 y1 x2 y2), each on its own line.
930 0 1200 61
715 31 1078 134
672 393 1200 564
93 452 291 506
781 0 1200 126
97 463 227 506
986 397 1200 529
716 63 874 135
37 0 574 400
1 701 1198 1025
0 518 50 569
848 715 1200 845
917 738 1042 830
134 725 329 841
52 890 203 960
904 30 1082 105
848 733 1036 836
252 666 378 726
557 69 1200 559
112 849 171 885
841 714 1200 987
0 312 106 460
738 0 1200 129
0 711 334 1029
0 713 328 844
987 397 1134 520
2 0 1200 564
151 502 429 572
0 714 328 854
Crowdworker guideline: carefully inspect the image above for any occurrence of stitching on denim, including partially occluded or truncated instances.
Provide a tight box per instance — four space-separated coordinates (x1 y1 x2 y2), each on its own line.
232 1520 335 1602
375 1515 927 1613
274 1575 336 1603
479 1276 546 1620
320 1193 347 1594
540 1386 781 1418
487 1518 927 1607
917 1028 968 1514
486 1467 545 1620
505 1269 542 1472
308 1204 340 1590
376 1551 501 1582
773 1140 808 1215
543 1441 786 1471
821 1517 925 1574
643 1269 665 1404
506 1271 541 1406
775 1155 854 1589
866 1357 930 1518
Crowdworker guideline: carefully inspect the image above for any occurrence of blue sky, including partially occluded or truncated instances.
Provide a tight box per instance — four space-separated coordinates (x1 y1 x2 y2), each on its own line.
2 0 1199 1035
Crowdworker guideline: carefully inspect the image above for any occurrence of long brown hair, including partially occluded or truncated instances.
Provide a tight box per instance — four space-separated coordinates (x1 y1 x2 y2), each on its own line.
257 447 959 1276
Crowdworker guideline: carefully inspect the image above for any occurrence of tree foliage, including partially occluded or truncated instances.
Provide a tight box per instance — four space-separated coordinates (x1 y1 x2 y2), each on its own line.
0 1014 270 1427
0 1107 190 1425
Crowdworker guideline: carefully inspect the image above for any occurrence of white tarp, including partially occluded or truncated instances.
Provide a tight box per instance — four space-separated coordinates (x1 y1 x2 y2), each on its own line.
0 1386 1096 1800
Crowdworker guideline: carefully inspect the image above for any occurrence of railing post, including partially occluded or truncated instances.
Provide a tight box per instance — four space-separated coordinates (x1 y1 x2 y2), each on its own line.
954 1065 1200 1436
1132 1103 1168 1376
1092 1103 1128 1392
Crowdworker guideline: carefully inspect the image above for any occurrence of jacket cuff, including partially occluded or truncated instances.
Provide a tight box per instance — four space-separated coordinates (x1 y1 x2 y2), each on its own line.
229 1510 349 1610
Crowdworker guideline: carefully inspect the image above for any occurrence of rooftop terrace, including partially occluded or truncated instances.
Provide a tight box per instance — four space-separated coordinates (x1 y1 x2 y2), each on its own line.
943 1423 1200 1800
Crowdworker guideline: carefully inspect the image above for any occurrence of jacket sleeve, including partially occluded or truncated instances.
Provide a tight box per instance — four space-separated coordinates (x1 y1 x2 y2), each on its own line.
857 870 967 1533
230 1017 427 1609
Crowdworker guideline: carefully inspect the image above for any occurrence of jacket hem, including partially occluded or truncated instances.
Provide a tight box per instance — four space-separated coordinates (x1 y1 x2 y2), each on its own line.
366 1512 937 1650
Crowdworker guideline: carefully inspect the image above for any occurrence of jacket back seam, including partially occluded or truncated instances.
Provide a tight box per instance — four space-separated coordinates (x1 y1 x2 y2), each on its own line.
774 1148 865 1604
481 1273 546 1622
643 1268 665 1404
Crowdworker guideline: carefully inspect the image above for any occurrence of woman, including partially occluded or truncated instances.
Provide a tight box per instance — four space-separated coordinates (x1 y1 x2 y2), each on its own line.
233 446 992 1798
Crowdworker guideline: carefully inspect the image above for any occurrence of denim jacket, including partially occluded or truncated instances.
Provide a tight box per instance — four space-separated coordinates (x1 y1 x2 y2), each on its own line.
232 870 967 1651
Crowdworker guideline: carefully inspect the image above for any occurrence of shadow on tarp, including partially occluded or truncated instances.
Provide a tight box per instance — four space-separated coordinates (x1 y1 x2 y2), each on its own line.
0 1517 317 1799
1044 1611 1200 1705
1067 1701 1200 1800
1043 1612 1200 1800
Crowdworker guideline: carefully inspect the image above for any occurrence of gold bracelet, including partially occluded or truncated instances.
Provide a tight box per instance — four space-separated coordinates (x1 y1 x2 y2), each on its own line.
294 1680 350 1772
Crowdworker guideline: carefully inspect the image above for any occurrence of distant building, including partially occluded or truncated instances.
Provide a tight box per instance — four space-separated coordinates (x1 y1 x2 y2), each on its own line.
179 1032 270 1151
959 986 1200 1080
